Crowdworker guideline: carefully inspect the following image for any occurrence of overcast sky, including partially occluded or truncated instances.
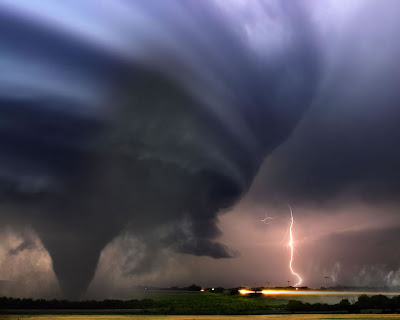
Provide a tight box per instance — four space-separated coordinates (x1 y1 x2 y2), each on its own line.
1 0 400 299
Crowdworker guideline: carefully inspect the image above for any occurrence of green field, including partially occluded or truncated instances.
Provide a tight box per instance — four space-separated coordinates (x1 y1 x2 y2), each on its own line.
1 291 399 317
1 315 400 320
137 292 288 314
0 293 288 315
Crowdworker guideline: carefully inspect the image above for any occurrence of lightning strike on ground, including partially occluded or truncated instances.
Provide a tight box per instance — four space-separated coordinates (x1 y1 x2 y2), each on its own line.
288 205 302 287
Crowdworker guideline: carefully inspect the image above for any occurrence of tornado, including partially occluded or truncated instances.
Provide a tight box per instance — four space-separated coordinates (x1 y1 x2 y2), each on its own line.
0 0 320 298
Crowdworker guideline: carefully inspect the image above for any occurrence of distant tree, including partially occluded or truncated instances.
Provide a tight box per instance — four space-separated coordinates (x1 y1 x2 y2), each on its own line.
338 298 351 308
187 284 202 291
229 288 239 295
369 294 391 309
355 294 370 309
391 295 400 308
287 300 304 312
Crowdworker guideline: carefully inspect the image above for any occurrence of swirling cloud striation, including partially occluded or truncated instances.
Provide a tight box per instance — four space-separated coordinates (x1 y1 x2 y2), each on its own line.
0 0 322 298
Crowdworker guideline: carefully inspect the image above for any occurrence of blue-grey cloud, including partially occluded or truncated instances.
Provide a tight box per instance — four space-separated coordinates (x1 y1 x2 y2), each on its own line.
0 0 320 298
249 0 400 206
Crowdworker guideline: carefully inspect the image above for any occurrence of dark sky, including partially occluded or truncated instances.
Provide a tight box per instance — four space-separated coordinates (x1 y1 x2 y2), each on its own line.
0 0 400 299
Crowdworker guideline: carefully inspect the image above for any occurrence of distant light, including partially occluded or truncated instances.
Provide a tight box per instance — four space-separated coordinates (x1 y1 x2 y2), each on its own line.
212 288 214 291
239 289 255 295
296 287 299 290
200 289 205 292
260 290 400 296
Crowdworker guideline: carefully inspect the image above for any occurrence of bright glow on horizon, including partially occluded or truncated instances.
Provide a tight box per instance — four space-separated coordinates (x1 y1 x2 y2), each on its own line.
240 289 400 296
261 290 400 296
239 289 255 294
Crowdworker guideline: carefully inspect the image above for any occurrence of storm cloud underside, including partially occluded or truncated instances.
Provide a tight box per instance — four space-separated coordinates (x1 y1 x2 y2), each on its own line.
2 0 400 298
0 0 320 298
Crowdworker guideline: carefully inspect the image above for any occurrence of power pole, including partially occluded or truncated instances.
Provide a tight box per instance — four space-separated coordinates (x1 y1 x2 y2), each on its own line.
324 276 330 287
267 281 270 288
287 280 291 287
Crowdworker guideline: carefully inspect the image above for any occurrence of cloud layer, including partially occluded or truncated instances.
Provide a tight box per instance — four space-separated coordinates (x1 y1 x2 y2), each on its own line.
0 0 319 298
2 0 400 298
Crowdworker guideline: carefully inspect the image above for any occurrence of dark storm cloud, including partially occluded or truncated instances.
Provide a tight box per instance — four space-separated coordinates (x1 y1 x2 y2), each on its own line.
253 105 400 205
250 0 400 206
0 1 320 298
163 223 237 259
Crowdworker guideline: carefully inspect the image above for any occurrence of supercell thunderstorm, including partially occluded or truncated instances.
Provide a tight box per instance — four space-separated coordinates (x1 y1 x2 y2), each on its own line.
0 0 319 298
1 0 400 298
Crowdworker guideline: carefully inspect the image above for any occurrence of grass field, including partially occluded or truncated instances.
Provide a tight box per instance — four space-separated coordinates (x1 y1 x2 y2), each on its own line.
0 293 288 316
1 315 400 320
1 292 399 318
139 292 288 314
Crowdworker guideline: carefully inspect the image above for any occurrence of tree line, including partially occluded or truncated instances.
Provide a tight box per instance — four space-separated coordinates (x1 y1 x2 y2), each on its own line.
1 293 400 313
287 294 400 313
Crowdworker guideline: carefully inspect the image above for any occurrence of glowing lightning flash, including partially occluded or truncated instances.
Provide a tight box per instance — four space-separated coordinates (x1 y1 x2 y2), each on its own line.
261 212 274 224
288 205 302 287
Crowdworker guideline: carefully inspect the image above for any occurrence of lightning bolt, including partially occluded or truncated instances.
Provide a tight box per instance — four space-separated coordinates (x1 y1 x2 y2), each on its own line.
261 212 274 224
288 205 302 287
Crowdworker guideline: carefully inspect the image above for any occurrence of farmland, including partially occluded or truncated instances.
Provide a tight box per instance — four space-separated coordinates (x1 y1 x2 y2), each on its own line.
1 291 400 317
